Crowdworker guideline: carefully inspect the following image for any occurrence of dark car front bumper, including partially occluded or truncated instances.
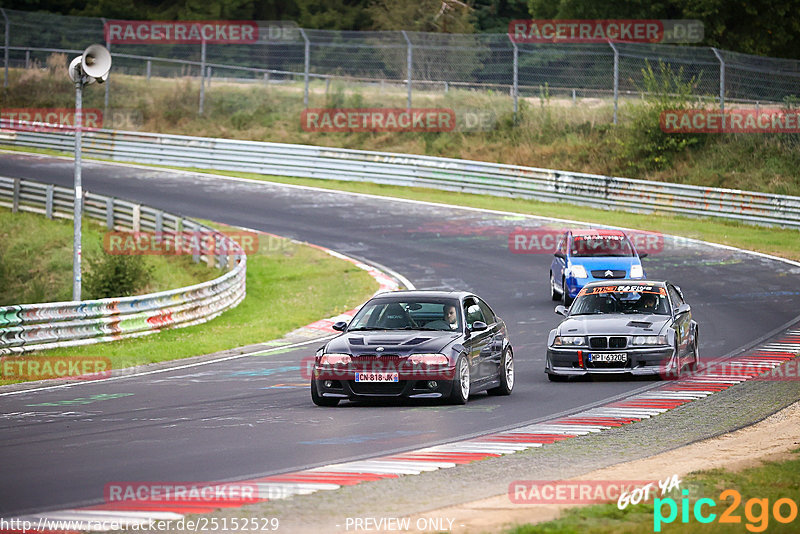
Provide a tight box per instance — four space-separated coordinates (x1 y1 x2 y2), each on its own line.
313 367 457 400
546 346 674 376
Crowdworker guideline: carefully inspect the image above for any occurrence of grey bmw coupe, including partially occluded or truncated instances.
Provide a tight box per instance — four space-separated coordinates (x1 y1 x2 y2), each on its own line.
546 280 699 381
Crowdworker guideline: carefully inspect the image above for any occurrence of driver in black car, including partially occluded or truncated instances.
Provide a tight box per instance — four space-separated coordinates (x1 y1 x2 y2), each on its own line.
425 304 459 330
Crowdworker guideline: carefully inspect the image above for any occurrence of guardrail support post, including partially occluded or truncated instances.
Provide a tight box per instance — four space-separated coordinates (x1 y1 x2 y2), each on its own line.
12 177 19 212
155 210 163 234
132 204 140 232
45 184 54 219
146 59 151 81
401 30 412 110
711 47 725 113
608 41 619 125
106 197 114 229
1 9 9 88
25 50 29 69
299 28 310 108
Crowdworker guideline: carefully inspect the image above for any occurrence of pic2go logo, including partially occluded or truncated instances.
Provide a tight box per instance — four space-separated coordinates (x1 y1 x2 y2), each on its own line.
654 489 799 532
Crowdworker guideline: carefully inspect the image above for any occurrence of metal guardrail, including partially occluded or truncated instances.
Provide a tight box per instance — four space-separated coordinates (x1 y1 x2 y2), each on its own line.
2 127 799 229
0 176 246 355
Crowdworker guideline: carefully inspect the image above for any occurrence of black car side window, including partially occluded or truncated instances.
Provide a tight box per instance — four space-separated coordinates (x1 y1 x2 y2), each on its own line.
477 298 496 324
463 298 485 326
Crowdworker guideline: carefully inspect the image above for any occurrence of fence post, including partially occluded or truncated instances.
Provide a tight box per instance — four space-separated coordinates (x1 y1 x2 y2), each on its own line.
1 9 9 89
401 30 412 110
25 50 29 69
299 28 310 108
608 41 619 125
711 47 725 112
199 38 206 115
146 59 151 81
508 35 518 121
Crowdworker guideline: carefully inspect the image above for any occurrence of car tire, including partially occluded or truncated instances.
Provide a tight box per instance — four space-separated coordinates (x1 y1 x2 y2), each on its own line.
561 278 573 306
488 349 514 396
311 380 339 407
448 355 470 405
688 334 700 373
550 272 560 301
548 373 568 382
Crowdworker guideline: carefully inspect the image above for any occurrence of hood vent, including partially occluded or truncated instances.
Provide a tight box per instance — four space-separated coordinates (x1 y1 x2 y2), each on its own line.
627 321 652 328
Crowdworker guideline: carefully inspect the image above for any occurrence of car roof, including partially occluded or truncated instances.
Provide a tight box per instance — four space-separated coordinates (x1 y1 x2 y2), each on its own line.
370 290 473 300
570 228 627 237
582 280 667 288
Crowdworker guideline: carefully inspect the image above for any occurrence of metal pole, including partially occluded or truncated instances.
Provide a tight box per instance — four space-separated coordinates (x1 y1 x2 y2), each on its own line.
1 9 9 89
509 35 518 120
401 30 412 110
299 29 310 108
199 38 206 115
73 78 84 301
711 47 725 113
608 41 619 125
102 18 110 126
146 59 151 80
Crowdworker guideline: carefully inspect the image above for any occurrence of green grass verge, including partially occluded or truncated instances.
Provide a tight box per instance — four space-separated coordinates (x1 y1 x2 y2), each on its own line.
1 231 377 385
0 207 214 305
0 213 379 386
508 450 800 533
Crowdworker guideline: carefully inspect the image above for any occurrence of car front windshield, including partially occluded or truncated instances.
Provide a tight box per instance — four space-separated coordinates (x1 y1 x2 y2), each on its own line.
571 235 634 257
570 286 669 315
348 299 462 331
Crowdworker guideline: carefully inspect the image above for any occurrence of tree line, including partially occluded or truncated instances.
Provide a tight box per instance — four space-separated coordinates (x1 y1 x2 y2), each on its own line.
3 0 798 59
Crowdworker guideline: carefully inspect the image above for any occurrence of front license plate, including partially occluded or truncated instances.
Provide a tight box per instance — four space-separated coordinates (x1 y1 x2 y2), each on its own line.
589 352 627 363
355 372 399 382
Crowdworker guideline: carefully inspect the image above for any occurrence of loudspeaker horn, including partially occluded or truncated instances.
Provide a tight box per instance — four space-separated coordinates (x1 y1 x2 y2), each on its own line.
81 44 112 79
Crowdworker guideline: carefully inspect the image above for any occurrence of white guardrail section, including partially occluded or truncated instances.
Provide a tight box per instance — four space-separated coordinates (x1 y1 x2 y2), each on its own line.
2 127 800 229
0 176 246 355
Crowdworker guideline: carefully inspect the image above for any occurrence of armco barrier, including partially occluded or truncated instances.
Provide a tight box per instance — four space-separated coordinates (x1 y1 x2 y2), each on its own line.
0 176 246 355
2 127 799 229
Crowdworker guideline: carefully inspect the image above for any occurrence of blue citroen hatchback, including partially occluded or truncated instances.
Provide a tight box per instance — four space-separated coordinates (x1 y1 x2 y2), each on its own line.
550 229 647 305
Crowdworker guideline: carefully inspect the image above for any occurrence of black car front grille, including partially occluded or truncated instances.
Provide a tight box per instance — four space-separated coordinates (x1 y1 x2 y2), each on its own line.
591 269 627 279
589 336 627 349
586 360 629 369
589 337 607 349
610 336 627 348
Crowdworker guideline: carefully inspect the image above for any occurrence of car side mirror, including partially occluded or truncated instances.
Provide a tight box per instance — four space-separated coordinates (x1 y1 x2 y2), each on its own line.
675 303 691 316
554 305 568 316
470 321 488 332
554 252 565 259
332 321 348 332
639 253 648 259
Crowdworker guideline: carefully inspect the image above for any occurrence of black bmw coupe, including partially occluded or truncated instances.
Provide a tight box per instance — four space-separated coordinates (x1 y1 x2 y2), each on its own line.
311 290 514 406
